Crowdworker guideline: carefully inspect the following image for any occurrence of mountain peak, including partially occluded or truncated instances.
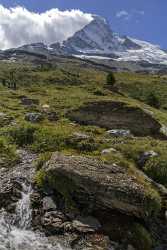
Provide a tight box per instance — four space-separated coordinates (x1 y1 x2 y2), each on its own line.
63 14 117 53
91 14 108 25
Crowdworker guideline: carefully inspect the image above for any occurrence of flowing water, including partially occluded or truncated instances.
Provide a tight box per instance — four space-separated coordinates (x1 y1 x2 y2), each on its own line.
0 181 68 250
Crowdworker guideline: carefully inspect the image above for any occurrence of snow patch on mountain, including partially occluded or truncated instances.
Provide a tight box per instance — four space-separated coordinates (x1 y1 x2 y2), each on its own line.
115 38 167 65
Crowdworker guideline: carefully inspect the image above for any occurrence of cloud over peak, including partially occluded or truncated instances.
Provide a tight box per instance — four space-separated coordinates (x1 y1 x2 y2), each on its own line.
116 9 145 21
0 5 93 50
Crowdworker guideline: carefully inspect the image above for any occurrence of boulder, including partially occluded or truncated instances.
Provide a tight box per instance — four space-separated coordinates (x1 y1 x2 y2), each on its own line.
47 112 59 122
0 179 22 212
42 210 67 234
72 216 101 233
41 153 161 219
25 112 44 123
106 129 131 137
43 196 57 211
20 96 39 106
72 132 90 140
138 151 158 167
68 101 163 137
101 148 117 154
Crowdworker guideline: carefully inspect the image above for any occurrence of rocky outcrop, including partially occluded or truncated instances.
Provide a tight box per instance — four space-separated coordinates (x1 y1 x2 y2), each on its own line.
68 101 163 137
33 152 162 249
39 152 161 219
0 179 22 212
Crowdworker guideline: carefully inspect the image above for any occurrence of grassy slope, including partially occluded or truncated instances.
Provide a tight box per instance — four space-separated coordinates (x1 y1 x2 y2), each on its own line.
1 61 167 211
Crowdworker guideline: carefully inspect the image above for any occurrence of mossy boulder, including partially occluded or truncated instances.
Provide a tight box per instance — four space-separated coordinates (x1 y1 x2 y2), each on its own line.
37 152 161 219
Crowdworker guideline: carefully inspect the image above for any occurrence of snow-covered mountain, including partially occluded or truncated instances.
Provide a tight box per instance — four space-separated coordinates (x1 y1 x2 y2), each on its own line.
61 15 167 65
2 15 167 67
63 15 141 55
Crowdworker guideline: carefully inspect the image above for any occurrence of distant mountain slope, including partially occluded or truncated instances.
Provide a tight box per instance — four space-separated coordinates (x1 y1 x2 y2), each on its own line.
61 15 167 65
63 15 142 54
1 15 167 71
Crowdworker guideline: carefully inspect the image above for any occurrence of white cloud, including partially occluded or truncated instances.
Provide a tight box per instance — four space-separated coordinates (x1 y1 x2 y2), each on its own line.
116 9 144 21
116 10 129 19
0 5 93 50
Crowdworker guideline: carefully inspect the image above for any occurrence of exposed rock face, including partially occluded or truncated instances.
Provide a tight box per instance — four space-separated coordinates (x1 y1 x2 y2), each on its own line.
68 101 162 137
41 152 160 219
0 179 22 212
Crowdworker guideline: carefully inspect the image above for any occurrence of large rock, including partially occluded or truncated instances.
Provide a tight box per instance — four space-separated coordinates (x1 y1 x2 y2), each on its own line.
68 101 163 137
138 151 158 167
25 112 44 123
106 129 131 137
20 96 39 106
41 153 161 219
42 196 57 211
0 179 22 212
72 216 101 233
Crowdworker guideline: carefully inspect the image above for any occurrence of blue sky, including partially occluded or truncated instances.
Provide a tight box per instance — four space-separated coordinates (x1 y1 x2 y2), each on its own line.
0 0 166 48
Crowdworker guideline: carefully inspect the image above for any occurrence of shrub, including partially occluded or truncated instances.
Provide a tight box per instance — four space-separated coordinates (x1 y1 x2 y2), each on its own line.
35 169 46 188
75 139 99 152
35 152 52 171
144 157 167 186
31 125 72 153
106 72 116 86
131 223 152 250
0 137 19 167
93 88 105 96
146 92 160 109
9 123 36 146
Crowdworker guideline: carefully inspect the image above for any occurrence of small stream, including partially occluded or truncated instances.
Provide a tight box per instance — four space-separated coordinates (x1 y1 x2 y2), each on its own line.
0 181 68 250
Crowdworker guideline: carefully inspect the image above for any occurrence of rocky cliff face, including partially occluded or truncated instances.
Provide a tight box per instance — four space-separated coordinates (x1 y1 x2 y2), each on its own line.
63 15 141 54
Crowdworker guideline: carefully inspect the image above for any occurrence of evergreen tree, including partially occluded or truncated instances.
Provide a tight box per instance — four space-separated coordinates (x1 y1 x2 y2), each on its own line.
146 92 160 109
106 72 116 86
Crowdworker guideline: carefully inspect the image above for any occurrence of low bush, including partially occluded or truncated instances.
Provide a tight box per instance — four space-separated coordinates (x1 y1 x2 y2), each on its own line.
9 123 36 146
144 156 167 186
0 136 19 167
146 92 161 109
31 125 72 153
106 72 116 86
35 152 52 171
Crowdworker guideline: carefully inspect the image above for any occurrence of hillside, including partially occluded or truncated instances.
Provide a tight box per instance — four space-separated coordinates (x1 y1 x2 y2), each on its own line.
0 58 167 249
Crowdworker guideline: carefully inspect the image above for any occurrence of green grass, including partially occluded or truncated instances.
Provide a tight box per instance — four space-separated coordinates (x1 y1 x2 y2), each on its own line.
1 61 167 248
0 61 167 193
